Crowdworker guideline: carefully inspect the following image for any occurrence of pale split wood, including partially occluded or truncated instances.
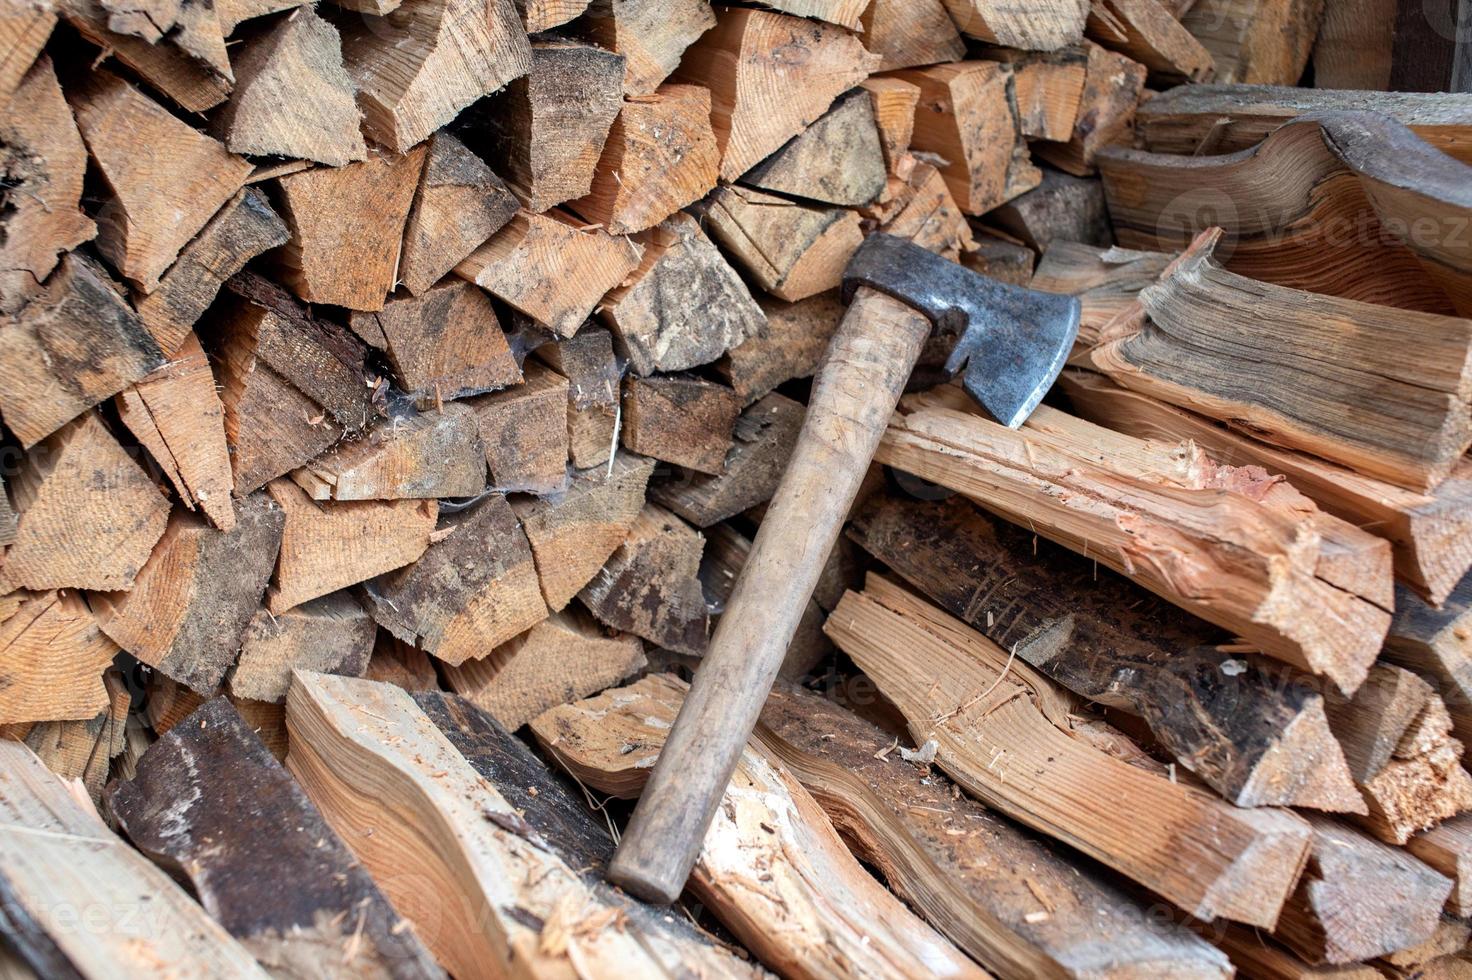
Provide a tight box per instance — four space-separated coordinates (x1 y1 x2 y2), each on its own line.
291 404 486 501
530 673 989 979
859 0 965 71
741 89 886 208
465 362 570 494
60 0 232 113
0 0 53 104
16 669 129 803
941 0 1086 48
1179 0 1325 84
1032 241 1173 347
871 159 978 262
1085 0 1214 83
0 591 117 726
514 0 589 31
1354 694 1472 845
859 77 920 171
231 591 376 703
1032 41 1147 177
982 46 1089 142
98 0 230 80
702 185 864 302
399 132 518 297
533 325 621 469
571 0 715 97
1408 814 1472 918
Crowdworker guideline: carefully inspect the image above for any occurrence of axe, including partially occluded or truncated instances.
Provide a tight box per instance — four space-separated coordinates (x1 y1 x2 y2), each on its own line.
608 234 1082 902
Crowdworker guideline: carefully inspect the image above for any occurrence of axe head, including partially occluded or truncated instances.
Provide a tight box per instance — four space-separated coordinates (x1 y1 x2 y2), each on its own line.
841 234 1081 429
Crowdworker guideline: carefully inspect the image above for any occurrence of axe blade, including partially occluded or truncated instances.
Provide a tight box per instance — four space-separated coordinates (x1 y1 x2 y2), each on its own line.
842 234 1082 429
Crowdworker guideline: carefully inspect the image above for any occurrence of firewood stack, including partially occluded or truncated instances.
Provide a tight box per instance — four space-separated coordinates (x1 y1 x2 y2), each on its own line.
3 0 1472 974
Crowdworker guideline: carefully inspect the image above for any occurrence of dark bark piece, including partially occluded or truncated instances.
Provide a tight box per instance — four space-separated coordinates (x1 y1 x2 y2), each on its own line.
231 592 376 703
987 167 1112 253
577 502 707 655
399 132 518 297
533 325 621 469
649 392 804 527
107 698 444 979
757 685 1234 979
465 362 570 494
92 493 285 694
363 494 547 666
714 292 843 406
291 404 486 501
0 251 163 449
741 89 886 207
848 492 1365 812
622 375 742 475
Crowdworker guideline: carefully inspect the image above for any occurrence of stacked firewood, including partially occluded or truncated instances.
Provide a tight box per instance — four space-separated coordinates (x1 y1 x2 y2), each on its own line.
3 0 1472 975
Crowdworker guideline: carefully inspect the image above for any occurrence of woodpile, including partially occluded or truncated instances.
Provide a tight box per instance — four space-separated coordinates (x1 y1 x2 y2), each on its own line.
4 0 1472 976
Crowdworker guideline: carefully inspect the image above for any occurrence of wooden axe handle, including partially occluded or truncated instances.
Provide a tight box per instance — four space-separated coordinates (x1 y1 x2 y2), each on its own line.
607 287 932 902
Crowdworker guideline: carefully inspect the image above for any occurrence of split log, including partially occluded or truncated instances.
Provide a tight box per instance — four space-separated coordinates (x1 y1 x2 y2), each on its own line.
0 740 268 978
66 69 250 293
107 698 444 978
363 494 547 666
757 685 1235 979
988 167 1112 252
273 146 427 311
599 213 767 374
1325 663 1434 783
266 478 437 613
530 673 988 979
441 609 646 729
349 280 520 404
649 391 804 527
513 0 589 31
0 2 53 103
577 503 707 655
895 61 1041 214
456 211 643 338
1385 575 1472 740
1031 242 1171 345
1032 42 1147 176
291 404 486 501
216 0 307 32
533 325 620 468
211 7 365 165
1354 693 1472 845
6 413 170 593
0 57 93 315
510 453 653 610
286 670 721 979
364 636 439 692
703 185 864 302
1373 918 1472 977
877 395 1391 693
623 376 742 474
0 251 163 449
741 90 886 208
1275 816 1452 965
416 690 763 978
474 39 624 212
961 232 1036 285
984 46 1089 141
939 0 1087 49
1085 0 1215 83
97 0 230 79
92 494 284 694
0 591 118 726
572 0 715 96
1135 84 1472 164
336 0 531 152
231 591 376 702
134 187 288 357
1211 926 1383 980
60 0 232 113
1086 230 1472 491
870 159 978 262
860 77 919 171
1097 114 1472 315
826 577 1313 928
19 670 129 803
848 492 1365 812
466 362 570 494
1408 815 1472 917
400 132 518 296
1179 0 1325 84
1061 370 1472 606
670 7 877 180
715 292 843 405
117 334 235 532
858 0 964 71
569 84 719 234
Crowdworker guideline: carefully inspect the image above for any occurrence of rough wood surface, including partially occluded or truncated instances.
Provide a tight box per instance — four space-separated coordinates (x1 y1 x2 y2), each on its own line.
703 185 864 302
623 375 742 475
1385 574 1472 741
827 578 1313 928
849 493 1365 812
466 362 569 494
741 89 886 207
860 77 920 171
274 147 426 311
1180 0 1324 84
266 479 437 613
0 591 117 726
758 685 1234 979
531 673 988 979
231 591 376 703
570 83 719 234
6 413 170 593
533 325 620 468
1086 0 1214 83
649 392 805 527
456 210 642 338
716 292 843 406
0 1 54 104
671 7 877 181
1033 41 1147 176
0 251 163 449
291 405 486 501
572 0 715 96
107 697 444 979
364 494 547 666
1354 693 1472 845
987 46 1088 141
18 670 130 803
600 213 766 375
989 167 1112 253
1031 243 1171 345
1408 814 1472 917
859 0 965 70
92 494 284 694
337 0 530 152
441 609 645 730
0 740 269 978
513 0 589 31
510 452 654 610
117 333 235 532
940 0 1086 48
1325 664 1434 784
577 503 707 655
60 0 232 113
399 132 518 296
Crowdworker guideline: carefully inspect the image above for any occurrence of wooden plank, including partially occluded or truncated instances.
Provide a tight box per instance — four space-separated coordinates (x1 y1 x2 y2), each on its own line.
0 740 268 978
465 362 570 494
623 375 742 474
577 503 708 655
530 673 988 979
825 577 1313 927
400 132 518 297
0 591 117 727
107 698 444 978
231 592 377 703
290 404 486 501
741 89 886 208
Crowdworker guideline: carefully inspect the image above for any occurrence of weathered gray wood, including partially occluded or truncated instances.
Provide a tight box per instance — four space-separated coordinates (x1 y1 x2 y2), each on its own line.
741 90 886 207
578 502 708 655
